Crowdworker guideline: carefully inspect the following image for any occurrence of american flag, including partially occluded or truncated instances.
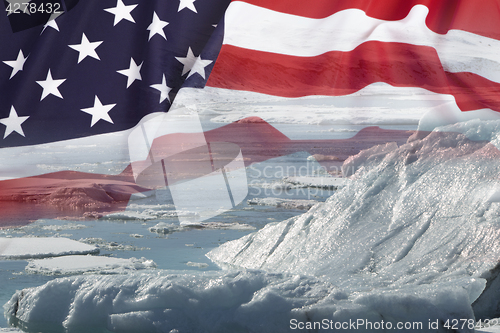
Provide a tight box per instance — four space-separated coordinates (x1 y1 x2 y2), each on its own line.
1 0 500 225
0 0 229 148
209 0 500 111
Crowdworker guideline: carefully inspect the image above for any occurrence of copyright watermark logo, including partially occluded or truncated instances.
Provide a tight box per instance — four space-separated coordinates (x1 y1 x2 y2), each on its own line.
4 0 79 32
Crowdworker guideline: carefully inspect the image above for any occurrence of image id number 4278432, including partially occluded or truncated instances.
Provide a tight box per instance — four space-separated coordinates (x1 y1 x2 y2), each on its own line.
5 2 62 14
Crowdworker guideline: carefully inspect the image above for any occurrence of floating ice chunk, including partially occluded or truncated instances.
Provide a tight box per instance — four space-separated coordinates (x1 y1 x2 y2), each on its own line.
307 153 342 161
195 222 255 230
41 223 87 231
283 176 348 189
127 203 175 210
149 221 254 235
186 261 209 268
78 238 148 251
99 211 158 221
250 181 301 190
0 237 98 259
101 209 199 221
251 177 345 192
148 222 182 234
25 255 156 275
7 221 89 235
247 197 319 210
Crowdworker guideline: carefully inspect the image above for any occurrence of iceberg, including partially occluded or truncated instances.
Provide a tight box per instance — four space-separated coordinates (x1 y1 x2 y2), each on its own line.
209 120 500 319
6 119 500 332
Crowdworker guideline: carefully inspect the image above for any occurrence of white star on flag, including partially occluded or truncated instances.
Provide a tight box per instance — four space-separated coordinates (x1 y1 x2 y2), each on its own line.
36 69 66 101
41 12 62 34
69 33 103 63
178 0 197 13
147 12 168 41
80 96 116 127
41 19 59 33
0 106 29 139
117 58 143 88
175 47 212 79
150 74 172 103
3 50 28 79
104 0 137 26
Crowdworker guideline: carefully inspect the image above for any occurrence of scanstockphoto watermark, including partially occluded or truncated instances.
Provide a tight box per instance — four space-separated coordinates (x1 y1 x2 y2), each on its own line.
247 162 352 198
290 318 485 331
290 318 426 331
248 160 346 179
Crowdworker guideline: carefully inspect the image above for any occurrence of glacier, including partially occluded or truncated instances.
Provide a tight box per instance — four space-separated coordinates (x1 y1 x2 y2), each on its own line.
6 119 500 332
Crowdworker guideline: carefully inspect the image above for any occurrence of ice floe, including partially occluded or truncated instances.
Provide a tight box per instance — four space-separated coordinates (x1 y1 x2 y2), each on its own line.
149 222 254 235
247 197 319 210
0 237 98 260
100 209 199 221
25 255 156 275
283 176 348 189
5 222 89 237
78 238 149 251
186 261 209 268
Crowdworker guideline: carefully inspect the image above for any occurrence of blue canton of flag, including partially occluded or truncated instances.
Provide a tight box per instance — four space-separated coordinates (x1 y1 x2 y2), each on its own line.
0 0 230 148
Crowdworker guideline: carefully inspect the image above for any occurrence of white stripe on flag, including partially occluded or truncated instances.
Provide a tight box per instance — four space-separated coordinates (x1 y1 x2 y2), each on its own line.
224 2 500 84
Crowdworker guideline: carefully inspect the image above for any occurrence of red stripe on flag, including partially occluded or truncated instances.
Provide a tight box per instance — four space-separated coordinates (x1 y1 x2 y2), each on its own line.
207 42 500 112
234 0 500 39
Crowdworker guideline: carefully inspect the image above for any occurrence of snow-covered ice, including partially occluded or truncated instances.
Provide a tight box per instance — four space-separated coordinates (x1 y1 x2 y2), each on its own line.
0 237 98 260
25 255 156 275
2 270 483 333
247 197 319 210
